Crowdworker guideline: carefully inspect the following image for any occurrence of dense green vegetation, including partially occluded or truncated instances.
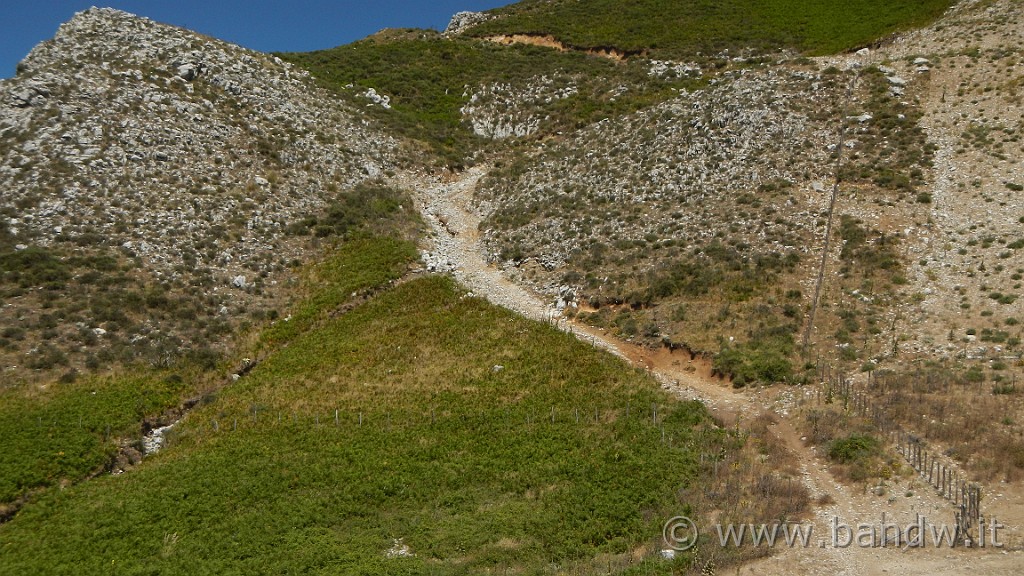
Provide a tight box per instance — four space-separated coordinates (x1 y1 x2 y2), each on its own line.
0 246 72 289
285 180 421 240
825 432 889 481
258 235 417 348
0 274 723 574
714 326 797 387
828 434 881 463
279 33 691 164
470 0 954 57
0 372 190 505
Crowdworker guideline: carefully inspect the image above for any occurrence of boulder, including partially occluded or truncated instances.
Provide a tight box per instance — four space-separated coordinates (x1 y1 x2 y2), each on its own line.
174 60 204 81
10 85 49 108
361 88 391 109
443 11 491 35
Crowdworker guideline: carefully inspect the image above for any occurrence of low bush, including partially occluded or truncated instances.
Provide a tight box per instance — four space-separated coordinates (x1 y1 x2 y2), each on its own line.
828 434 880 463
715 326 795 386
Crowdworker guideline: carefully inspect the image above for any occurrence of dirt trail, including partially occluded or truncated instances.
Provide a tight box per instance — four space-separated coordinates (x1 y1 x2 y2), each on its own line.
399 166 1024 574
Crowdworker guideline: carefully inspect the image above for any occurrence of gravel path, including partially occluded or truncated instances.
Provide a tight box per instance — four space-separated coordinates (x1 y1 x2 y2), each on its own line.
398 166 632 362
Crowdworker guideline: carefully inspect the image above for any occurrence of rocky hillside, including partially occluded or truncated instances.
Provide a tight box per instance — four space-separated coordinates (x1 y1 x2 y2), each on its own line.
0 8 400 379
889 0 1024 360
447 0 1024 380
3 0 1021 385
465 33 938 380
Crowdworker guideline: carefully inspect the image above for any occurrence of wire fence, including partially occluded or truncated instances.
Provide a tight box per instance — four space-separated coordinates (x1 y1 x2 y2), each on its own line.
814 366 985 546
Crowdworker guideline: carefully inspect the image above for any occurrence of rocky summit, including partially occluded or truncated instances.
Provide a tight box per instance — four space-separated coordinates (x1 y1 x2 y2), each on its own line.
0 8 398 375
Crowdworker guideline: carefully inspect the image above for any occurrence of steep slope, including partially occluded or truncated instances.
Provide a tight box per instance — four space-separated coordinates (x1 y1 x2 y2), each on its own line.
457 0 1024 377
0 8 400 378
886 0 1024 360
472 48 936 377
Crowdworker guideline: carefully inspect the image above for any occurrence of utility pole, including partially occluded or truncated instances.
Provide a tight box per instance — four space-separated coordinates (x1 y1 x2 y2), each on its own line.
802 70 861 357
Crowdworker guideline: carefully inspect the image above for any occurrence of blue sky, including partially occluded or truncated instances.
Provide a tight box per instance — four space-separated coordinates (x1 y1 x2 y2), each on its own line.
0 1 510 78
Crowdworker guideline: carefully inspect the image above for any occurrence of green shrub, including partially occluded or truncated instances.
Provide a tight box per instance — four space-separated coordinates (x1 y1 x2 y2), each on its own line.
286 181 420 239
0 246 71 288
26 344 69 370
0 372 191 503
715 327 795 386
965 365 985 383
993 383 1018 395
828 434 880 463
838 216 900 273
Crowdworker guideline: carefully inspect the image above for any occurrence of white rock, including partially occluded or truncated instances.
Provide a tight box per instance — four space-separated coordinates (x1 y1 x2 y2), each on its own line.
361 88 391 109
176 63 198 81
142 423 176 455
384 538 414 558
443 11 491 35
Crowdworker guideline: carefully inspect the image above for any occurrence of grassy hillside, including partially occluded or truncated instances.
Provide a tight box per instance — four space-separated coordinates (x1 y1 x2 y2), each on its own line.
469 0 955 57
0 270 728 574
0 236 417 512
0 372 189 506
